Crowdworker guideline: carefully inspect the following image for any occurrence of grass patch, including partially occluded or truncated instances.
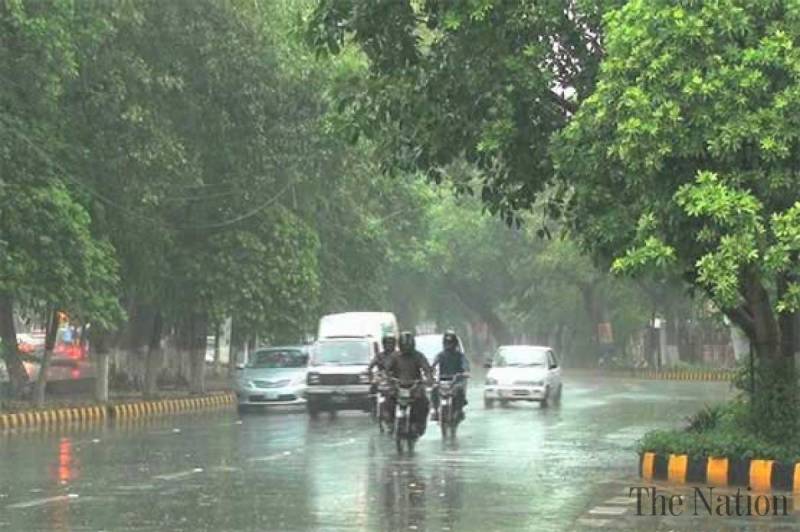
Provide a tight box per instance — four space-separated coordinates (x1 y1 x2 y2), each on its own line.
638 400 800 464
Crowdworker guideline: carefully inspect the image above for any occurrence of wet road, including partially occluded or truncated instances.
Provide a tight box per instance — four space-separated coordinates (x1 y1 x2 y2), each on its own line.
2 374 793 531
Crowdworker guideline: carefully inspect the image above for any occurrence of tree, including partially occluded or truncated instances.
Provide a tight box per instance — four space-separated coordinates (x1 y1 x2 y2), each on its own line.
306 0 623 221
554 0 800 439
0 1 122 399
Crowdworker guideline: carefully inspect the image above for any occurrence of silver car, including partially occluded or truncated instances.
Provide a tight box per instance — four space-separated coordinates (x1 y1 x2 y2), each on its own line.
234 346 309 409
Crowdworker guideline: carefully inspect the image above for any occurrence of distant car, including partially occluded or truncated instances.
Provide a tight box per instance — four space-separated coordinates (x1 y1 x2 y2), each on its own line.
483 345 562 408
21 355 96 394
415 333 466 366
234 346 309 409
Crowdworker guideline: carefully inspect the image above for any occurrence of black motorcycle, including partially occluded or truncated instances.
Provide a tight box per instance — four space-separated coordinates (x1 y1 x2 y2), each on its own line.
437 373 467 438
391 378 424 454
371 372 393 433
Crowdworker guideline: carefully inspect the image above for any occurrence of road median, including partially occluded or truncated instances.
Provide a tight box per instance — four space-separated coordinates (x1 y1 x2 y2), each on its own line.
0 391 236 432
567 368 734 382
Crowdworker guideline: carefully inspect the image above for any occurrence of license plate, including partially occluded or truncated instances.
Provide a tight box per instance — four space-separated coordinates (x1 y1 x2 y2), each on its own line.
265 392 279 400
399 389 411 399
332 395 347 403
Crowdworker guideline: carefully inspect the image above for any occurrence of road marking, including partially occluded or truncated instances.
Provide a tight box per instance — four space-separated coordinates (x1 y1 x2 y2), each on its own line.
7 494 79 509
324 438 356 447
588 506 628 516
211 466 240 473
250 451 292 462
154 468 203 481
576 518 614 528
604 496 637 505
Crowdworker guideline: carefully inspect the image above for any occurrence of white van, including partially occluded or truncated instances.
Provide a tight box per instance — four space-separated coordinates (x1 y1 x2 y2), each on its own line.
306 312 398 415
317 312 399 343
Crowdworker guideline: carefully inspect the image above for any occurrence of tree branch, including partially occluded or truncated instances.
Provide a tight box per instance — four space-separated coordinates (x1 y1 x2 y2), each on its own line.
548 90 578 115
724 305 756 340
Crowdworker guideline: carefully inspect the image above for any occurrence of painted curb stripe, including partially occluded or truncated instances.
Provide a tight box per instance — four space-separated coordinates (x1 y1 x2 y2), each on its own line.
749 460 773 491
642 454 800 492
668 454 688 484
641 452 654 480
707 457 728 487
2 391 236 430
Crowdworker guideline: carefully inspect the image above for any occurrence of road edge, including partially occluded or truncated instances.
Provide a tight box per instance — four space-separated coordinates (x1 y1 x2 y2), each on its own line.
0 391 236 431
639 451 800 491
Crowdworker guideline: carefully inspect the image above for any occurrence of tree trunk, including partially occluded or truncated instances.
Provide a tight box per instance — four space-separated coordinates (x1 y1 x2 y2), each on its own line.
213 322 221 377
33 309 59 407
579 281 611 362
92 327 110 402
734 273 798 441
189 313 207 394
0 292 29 398
143 310 163 399
444 277 512 345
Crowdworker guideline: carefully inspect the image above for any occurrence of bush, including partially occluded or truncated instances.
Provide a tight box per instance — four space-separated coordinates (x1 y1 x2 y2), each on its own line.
638 399 800 463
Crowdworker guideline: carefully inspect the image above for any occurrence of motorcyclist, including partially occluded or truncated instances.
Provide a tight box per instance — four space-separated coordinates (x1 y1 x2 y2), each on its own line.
430 329 470 422
369 334 397 376
369 334 397 419
385 331 433 436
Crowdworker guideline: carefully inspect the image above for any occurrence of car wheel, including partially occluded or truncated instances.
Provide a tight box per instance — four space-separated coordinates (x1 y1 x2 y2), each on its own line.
540 388 550 409
500 399 509 407
555 384 563 403
484 397 495 409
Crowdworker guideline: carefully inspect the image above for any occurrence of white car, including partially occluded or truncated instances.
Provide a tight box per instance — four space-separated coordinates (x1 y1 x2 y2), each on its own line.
483 345 562 408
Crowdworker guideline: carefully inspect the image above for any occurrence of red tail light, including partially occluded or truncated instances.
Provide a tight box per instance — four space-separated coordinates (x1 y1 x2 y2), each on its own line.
70 368 81 379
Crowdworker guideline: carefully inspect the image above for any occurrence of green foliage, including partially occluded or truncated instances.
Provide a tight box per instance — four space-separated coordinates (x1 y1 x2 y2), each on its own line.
556 0 800 310
685 404 723 433
307 0 624 220
639 400 800 463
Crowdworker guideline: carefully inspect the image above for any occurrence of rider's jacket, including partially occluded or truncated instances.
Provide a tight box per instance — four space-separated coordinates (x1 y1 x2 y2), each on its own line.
386 350 432 383
433 349 469 378
369 349 394 373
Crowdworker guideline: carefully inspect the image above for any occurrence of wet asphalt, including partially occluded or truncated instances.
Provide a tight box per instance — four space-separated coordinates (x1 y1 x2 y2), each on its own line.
3 373 796 531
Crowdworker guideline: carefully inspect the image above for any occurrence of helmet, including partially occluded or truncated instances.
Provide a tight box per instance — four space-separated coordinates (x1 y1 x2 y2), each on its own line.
382 334 397 352
398 331 415 354
443 329 458 350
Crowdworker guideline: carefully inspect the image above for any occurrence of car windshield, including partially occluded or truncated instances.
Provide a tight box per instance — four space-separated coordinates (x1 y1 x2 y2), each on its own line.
248 349 307 369
313 340 371 365
495 347 547 367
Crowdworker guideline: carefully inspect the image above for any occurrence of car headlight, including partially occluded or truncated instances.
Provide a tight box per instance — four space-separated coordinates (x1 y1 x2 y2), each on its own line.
307 372 320 385
532 380 544 386
291 375 306 386
485 377 498 386
238 379 255 390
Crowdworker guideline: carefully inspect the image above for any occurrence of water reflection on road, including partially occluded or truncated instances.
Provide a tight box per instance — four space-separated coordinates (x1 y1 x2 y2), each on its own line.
0 375 741 531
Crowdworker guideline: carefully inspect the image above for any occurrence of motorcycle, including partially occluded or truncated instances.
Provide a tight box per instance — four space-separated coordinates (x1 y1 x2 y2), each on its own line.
437 373 467 438
391 378 424 454
371 372 393 433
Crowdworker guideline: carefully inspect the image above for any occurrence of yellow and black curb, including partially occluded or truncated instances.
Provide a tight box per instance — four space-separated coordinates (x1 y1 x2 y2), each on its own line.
640 452 800 491
589 369 734 381
0 392 236 431
631 370 734 381
109 392 235 419
0 405 106 431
